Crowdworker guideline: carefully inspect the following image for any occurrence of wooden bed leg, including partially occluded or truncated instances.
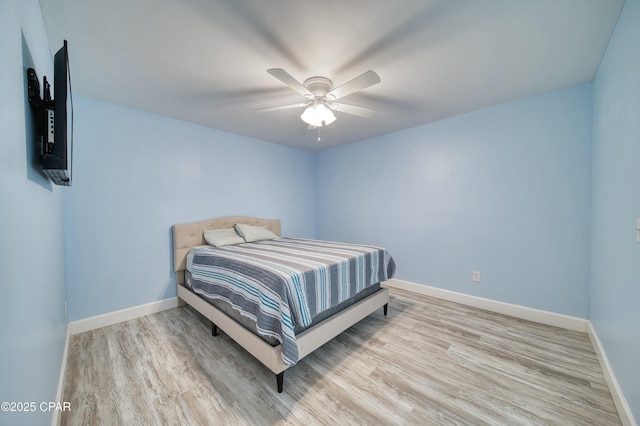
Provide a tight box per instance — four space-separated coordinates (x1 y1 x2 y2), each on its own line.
276 372 284 393
383 303 388 316
211 322 218 337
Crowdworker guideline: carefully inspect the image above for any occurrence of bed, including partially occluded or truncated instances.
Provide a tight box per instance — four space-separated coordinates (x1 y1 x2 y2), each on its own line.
172 216 395 392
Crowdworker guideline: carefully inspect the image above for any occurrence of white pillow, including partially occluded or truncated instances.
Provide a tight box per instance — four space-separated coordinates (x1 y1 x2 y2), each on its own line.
203 227 245 247
234 223 278 243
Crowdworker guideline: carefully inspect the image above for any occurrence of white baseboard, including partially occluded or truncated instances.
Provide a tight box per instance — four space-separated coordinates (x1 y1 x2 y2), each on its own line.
588 322 636 426
69 297 180 335
51 324 70 426
383 279 588 332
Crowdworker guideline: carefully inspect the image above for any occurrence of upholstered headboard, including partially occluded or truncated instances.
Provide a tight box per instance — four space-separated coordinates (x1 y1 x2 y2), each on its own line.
172 216 281 275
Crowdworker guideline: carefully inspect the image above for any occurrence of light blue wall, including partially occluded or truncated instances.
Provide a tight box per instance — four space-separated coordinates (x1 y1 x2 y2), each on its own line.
63 97 316 321
0 1 69 425
591 0 640 420
317 84 592 318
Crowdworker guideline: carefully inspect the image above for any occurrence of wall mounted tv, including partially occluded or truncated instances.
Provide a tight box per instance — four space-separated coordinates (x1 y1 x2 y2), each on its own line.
27 40 73 186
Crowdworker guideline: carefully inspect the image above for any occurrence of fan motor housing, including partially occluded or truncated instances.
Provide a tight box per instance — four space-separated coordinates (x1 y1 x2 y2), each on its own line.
303 76 333 98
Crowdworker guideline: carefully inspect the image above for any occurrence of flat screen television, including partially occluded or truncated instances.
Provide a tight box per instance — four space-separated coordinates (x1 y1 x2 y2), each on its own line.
27 40 73 186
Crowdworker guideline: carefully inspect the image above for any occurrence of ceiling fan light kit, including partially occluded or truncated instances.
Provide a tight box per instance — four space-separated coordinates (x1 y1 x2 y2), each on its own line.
300 101 336 127
257 68 381 134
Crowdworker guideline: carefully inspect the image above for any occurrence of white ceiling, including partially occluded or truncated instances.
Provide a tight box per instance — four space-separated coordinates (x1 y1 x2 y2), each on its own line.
39 0 624 151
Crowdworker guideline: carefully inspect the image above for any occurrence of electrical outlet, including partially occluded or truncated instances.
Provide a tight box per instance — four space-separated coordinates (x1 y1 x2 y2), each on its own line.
472 271 481 282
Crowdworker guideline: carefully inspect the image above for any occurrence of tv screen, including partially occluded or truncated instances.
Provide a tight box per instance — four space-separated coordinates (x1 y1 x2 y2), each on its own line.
42 40 73 186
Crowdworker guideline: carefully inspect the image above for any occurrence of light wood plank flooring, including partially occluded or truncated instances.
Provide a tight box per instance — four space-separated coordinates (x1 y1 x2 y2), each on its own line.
61 288 621 425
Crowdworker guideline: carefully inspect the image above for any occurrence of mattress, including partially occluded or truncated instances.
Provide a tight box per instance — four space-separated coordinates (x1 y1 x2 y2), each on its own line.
186 237 396 365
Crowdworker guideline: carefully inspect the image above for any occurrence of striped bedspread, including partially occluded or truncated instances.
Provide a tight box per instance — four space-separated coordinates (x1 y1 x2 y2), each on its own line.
188 237 396 366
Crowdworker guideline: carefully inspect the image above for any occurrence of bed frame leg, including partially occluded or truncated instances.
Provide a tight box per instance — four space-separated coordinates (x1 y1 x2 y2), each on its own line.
276 372 284 393
211 322 218 337
383 303 388 316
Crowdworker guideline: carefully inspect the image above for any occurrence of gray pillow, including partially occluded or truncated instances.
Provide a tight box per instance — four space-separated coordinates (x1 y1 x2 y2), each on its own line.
235 223 278 243
203 227 245 247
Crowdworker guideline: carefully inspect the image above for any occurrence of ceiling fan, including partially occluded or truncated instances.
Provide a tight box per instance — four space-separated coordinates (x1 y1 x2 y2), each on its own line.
256 68 381 128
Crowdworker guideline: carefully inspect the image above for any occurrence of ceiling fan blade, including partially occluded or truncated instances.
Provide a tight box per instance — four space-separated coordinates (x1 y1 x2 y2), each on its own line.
330 103 376 118
327 70 381 100
267 68 313 98
254 102 308 112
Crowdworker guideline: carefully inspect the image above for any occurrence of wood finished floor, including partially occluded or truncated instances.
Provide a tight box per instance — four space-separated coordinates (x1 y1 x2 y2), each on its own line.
61 288 621 425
